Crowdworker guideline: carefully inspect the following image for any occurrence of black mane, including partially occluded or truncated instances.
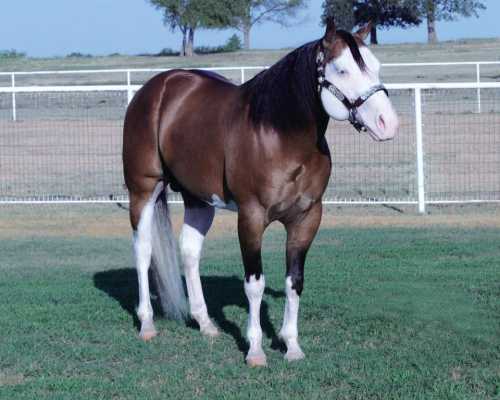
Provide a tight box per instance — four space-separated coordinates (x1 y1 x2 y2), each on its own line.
242 40 328 133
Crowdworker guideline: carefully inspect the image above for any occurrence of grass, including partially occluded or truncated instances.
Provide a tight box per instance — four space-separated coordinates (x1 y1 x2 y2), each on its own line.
0 221 499 399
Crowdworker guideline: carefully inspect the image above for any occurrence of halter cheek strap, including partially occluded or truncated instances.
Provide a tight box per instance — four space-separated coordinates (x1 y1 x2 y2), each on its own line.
316 49 388 133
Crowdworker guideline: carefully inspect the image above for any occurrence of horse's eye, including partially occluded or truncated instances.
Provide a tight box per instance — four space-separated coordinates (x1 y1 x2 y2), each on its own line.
338 69 347 75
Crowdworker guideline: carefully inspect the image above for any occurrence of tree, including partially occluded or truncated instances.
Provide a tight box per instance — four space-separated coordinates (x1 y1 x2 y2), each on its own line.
355 0 421 44
322 0 421 44
418 0 486 44
149 0 233 56
229 0 307 50
321 0 355 32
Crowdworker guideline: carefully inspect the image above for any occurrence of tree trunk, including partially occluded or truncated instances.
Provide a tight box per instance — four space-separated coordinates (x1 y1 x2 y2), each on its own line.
186 28 195 57
370 24 378 45
180 30 187 57
242 21 251 50
426 0 438 44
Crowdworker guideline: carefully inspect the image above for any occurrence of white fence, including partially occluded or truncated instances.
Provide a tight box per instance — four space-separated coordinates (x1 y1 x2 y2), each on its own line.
2 61 500 121
0 70 499 211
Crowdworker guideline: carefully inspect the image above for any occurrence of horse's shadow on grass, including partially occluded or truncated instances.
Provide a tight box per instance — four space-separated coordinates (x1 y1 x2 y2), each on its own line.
93 269 286 355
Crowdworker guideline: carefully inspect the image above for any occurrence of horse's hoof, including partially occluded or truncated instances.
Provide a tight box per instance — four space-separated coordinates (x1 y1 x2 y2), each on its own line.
284 349 305 362
246 353 267 367
200 322 220 338
246 354 267 368
139 329 158 341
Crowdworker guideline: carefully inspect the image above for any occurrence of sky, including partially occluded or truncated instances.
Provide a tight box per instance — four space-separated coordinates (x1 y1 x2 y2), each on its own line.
0 0 498 57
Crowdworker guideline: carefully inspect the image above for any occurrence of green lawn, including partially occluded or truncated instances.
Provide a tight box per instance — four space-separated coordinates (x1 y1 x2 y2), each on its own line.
0 226 499 399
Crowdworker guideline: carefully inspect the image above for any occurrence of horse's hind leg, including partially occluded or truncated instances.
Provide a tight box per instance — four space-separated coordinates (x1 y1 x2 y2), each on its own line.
179 192 219 337
129 180 164 341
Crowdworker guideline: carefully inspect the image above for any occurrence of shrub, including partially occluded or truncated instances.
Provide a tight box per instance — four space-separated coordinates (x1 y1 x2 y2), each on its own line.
156 48 179 57
0 49 26 59
195 34 242 55
224 34 242 52
66 52 93 58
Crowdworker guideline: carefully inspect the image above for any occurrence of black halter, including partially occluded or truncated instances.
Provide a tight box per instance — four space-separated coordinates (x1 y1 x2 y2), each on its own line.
316 47 388 133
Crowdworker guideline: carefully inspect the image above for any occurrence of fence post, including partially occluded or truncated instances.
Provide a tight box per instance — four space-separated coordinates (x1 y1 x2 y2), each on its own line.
476 63 481 113
415 88 426 214
11 73 17 121
240 68 245 84
126 70 133 104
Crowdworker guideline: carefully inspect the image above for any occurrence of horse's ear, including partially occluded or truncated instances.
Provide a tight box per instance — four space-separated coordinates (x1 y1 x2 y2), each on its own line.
355 21 372 42
323 17 336 46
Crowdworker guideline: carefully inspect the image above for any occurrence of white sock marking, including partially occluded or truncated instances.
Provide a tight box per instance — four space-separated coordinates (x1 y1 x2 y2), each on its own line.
279 276 304 359
244 275 266 359
133 183 164 330
179 223 217 334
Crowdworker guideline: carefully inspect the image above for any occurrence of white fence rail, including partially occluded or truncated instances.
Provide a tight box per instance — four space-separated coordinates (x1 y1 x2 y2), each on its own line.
0 79 499 212
2 61 500 120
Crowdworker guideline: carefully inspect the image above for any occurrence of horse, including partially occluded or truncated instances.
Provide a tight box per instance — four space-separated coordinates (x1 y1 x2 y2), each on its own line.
122 18 399 367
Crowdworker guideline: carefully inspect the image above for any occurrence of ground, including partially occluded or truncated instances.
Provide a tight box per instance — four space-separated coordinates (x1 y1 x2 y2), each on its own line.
0 205 499 399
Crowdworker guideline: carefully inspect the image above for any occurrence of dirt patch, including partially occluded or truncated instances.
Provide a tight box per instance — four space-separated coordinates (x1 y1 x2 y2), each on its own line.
0 204 498 240
0 371 25 386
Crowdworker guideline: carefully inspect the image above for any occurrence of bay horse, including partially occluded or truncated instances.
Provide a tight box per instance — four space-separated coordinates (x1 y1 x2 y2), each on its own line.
122 19 398 367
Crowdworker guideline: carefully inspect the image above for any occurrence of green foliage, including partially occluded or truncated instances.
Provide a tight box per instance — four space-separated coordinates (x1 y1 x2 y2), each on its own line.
148 0 237 56
355 0 422 28
0 49 26 59
195 34 243 54
66 52 93 58
225 33 243 52
322 0 355 31
415 0 486 43
322 0 421 31
228 0 307 48
419 0 486 21
156 47 180 56
148 0 234 31
229 0 307 28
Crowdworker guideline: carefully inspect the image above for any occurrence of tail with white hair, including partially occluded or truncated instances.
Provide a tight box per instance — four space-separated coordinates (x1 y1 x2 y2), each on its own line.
150 187 188 320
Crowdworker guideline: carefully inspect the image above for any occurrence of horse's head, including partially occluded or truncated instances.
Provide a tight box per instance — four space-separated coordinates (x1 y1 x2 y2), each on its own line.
318 18 399 141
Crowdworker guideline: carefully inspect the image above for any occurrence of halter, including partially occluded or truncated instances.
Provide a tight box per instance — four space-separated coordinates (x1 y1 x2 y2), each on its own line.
316 47 388 133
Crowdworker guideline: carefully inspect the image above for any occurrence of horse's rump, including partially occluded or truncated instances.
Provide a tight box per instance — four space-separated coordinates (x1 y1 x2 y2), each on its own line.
124 69 241 203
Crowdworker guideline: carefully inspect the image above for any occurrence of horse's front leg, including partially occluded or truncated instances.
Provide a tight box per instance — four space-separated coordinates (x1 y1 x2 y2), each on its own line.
238 205 267 367
280 203 322 361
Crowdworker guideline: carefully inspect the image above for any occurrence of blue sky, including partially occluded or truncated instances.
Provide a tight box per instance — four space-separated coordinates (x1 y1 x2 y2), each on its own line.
0 0 498 57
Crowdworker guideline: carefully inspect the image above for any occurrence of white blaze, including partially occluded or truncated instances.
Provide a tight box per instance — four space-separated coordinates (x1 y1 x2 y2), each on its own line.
320 46 399 141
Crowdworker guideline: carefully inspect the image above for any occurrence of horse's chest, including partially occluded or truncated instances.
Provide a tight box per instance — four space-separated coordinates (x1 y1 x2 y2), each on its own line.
267 155 331 221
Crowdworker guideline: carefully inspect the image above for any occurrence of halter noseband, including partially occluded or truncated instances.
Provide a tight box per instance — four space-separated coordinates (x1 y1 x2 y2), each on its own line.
316 46 388 133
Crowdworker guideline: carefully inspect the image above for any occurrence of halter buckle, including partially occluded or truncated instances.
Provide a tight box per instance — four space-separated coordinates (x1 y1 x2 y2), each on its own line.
348 109 366 133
